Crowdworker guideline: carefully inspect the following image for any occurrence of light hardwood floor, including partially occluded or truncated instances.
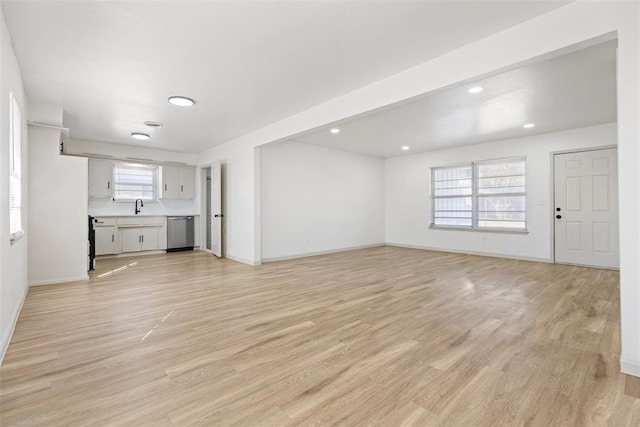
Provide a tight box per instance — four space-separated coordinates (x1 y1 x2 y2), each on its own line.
1 246 639 426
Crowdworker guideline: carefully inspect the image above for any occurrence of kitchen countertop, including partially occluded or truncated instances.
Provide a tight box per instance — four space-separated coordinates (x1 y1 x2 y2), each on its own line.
90 214 200 217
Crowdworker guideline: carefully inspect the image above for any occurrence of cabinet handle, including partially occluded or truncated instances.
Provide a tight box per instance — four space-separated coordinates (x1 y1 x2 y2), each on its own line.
107 181 110 190
142 235 144 243
165 184 167 191
138 235 141 243
112 234 114 242
181 185 183 192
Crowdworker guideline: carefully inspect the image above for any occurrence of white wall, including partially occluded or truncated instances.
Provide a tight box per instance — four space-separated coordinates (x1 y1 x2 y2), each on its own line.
89 190 197 217
192 1 640 376
261 141 384 261
0 8 28 363
28 125 88 286
385 123 616 261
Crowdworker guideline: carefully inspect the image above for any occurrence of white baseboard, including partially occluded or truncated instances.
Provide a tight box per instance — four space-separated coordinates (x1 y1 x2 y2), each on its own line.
384 242 551 264
226 253 262 266
0 284 29 365
621 359 640 378
261 243 385 263
28 274 89 287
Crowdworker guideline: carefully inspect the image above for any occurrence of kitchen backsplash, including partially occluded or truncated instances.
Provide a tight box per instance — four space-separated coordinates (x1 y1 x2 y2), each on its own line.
89 197 199 216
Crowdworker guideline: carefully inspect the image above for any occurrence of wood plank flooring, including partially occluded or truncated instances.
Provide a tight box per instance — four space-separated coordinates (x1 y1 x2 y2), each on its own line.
1 246 639 426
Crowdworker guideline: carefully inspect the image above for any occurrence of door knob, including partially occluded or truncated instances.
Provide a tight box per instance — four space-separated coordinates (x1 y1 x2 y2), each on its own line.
556 215 562 219
556 207 561 212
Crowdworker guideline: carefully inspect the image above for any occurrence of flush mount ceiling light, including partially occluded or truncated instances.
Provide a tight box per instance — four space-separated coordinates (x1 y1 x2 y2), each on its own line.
168 96 195 107
402 146 410 151
330 128 340 134
468 86 484 94
144 121 163 128
523 123 535 129
131 132 150 140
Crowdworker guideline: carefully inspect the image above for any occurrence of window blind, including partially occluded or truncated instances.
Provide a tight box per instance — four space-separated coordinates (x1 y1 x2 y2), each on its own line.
113 164 157 201
9 92 22 237
431 157 526 231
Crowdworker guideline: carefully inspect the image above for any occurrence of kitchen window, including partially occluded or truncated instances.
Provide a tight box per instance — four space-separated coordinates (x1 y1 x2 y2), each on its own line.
112 163 158 202
9 92 23 242
431 157 526 231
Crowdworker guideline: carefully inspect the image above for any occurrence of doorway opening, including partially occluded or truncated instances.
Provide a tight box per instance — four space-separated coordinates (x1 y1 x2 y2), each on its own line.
200 163 223 258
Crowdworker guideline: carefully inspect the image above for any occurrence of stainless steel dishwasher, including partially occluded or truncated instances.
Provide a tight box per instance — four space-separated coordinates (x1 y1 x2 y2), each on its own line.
167 216 195 252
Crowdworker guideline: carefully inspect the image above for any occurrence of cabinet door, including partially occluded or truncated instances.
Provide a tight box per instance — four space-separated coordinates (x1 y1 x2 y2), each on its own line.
95 226 117 255
179 167 195 199
160 166 180 199
88 159 113 197
140 228 159 251
120 228 142 253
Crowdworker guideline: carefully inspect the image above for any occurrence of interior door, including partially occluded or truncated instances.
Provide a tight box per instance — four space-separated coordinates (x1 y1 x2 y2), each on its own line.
554 148 618 268
210 162 222 257
206 176 212 250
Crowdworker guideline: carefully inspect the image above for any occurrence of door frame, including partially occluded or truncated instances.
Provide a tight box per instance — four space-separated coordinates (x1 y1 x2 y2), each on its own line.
199 163 216 256
550 144 617 266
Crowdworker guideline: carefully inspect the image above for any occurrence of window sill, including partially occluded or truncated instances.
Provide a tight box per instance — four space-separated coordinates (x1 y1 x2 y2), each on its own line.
10 229 25 245
429 226 529 234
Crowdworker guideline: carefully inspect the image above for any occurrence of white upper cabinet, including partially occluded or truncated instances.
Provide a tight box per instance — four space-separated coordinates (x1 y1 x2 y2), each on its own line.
160 166 180 199
88 158 113 197
160 165 195 199
179 166 195 199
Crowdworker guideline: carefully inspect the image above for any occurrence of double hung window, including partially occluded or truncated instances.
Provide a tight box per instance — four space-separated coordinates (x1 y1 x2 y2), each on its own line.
112 163 157 202
431 157 526 231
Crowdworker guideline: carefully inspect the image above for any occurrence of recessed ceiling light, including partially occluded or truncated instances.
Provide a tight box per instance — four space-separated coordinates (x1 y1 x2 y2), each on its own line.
144 121 163 128
168 96 195 107
402 146 410 151
468 86 484 94
523 123 535 129
131 132 150 140
330 128 340 134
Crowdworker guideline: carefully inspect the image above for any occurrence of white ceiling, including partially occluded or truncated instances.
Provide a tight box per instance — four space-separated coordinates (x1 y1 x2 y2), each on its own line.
292 40 616 158
1 1 571 154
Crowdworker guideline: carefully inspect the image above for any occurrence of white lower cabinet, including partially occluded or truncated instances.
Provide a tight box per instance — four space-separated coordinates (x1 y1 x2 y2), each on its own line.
141 228 160 251
120 227 160 253
95 226 118 255
93 216 167 256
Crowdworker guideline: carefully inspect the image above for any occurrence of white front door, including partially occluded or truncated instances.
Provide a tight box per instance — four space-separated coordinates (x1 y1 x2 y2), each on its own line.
554 148 618 268
210 162 222 258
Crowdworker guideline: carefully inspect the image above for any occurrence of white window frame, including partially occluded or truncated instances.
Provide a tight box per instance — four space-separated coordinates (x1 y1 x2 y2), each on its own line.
9 92 24 243
430 156 527 232
112 162 158 202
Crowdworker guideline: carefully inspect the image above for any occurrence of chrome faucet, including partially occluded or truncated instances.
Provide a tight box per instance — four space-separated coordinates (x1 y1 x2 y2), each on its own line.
135 199 144 215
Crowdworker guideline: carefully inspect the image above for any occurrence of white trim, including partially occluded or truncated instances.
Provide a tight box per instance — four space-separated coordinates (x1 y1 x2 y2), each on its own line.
0 284 29 365
385 242 551 264
226 253 262 266
28 274 89 287
261 243 385 263
621 359 640 378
